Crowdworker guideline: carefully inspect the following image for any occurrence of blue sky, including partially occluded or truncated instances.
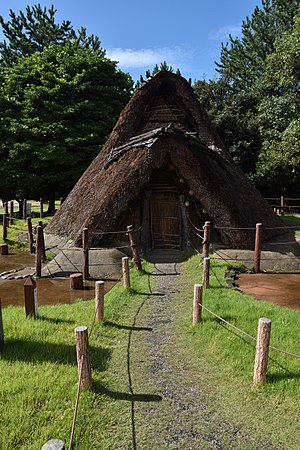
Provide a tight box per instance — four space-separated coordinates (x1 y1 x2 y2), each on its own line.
0 1 262 81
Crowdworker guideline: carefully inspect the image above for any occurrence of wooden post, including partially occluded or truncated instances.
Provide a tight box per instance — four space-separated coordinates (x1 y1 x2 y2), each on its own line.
280 195 285 216
193 284 203 325
122 256 130 288
9 200 14 226
40 198 44 219
75 326 92 389
254 223 262 274
127 225 142 271
0 299 4 347
23 199 27 220
35 225 43 277
27 218 34 254
82 227 89 280
253 317 271 384
202 221 211 259
202 257 210 288
39 220 46 262
2 213 7 241
0 244 8 255
70 273 83 290
95 280 104 322
4 203 9 227
24 276 38 318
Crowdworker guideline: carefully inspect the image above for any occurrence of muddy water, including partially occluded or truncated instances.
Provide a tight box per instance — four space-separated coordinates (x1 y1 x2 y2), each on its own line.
238 273 300 311
0 251 118 308
0 251 35 273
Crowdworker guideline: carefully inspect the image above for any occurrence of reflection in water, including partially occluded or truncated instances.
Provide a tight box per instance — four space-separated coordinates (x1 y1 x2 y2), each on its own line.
0 251 35 274
0 277 117 308
0 251 118 308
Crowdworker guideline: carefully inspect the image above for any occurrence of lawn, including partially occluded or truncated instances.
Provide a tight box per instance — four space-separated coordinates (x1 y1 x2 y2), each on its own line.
0 201 59 250
1 254 300 448
282 213 300 238
0 262 152 449
180 255 300 446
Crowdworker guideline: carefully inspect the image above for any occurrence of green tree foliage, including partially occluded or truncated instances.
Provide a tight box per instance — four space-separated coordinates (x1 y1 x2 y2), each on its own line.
0 43 133 200
194 78 261 174
0 4 101 66
216 0 300 88
255 14 300 194
194 0 300 191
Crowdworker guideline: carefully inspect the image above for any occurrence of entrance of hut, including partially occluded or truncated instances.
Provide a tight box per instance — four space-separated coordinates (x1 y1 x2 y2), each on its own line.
148 168 181 250
151 190 181 249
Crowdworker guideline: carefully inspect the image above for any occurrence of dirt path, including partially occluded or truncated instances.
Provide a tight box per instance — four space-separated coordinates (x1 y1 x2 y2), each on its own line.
123 262 278 449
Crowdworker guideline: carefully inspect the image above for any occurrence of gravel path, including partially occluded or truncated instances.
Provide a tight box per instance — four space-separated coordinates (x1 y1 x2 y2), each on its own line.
126 262 278 450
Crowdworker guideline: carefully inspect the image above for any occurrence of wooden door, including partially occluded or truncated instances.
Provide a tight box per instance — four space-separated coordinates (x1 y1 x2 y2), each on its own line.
151 191 181 249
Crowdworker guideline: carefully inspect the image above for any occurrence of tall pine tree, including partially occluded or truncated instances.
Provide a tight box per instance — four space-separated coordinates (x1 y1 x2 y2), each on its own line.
255 12 300 195
194 0 300 186
216 0 300 88
0 4 101 66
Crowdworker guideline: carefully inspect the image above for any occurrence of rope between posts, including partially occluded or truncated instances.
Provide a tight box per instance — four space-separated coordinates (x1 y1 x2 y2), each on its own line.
68 354 84 450
90 230 128 235
68 271 123 448
190 227 204 239
267 241 299 245
201 304 256 341
187 215 204 234
201 305 300 360
213 226 256 231
264 226 300 230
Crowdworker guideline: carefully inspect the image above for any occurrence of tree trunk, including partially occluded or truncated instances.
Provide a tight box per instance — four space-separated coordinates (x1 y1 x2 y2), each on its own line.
47 199 55 215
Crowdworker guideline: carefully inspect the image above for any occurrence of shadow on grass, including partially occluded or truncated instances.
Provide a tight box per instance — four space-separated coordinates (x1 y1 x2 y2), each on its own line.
267 371 300 383
37 315 75 325
204 315 238 324
92 379 162 402
1 338 111 371
104 320 153 332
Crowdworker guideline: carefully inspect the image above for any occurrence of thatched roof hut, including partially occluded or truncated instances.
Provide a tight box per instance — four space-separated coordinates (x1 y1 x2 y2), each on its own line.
47 71 283 251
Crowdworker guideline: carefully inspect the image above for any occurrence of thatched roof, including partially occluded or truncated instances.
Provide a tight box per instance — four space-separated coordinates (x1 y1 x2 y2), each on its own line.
46 71 283 245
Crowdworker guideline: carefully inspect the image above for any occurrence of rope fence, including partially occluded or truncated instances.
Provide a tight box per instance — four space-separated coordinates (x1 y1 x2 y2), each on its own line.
186 218 300 272
68 258 130 450
199 302 300 361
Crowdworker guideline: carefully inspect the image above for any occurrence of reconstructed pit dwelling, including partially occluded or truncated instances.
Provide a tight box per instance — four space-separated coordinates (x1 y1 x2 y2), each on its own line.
47 71 283 252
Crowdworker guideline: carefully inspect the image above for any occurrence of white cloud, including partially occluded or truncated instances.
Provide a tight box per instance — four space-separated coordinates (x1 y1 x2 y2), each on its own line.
209 23 242 42
106 46 192 69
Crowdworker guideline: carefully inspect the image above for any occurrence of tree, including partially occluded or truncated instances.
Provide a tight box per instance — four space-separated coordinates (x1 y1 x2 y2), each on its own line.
194 0 300 187
216 0 300 88
0 42 133 201
136 61 181 88
255 13 300 195
0 4 101 66
194 78 261 175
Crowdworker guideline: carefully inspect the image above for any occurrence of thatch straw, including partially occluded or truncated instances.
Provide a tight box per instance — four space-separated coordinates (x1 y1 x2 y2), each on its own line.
47 71 283 247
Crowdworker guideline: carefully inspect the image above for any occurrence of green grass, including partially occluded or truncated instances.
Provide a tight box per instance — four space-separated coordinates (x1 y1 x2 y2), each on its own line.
0 200 61 216
179 255 300 446
282 212 300 223
0 263 153 450
282 213 300 238
1 254 300 448
0 216 53 249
